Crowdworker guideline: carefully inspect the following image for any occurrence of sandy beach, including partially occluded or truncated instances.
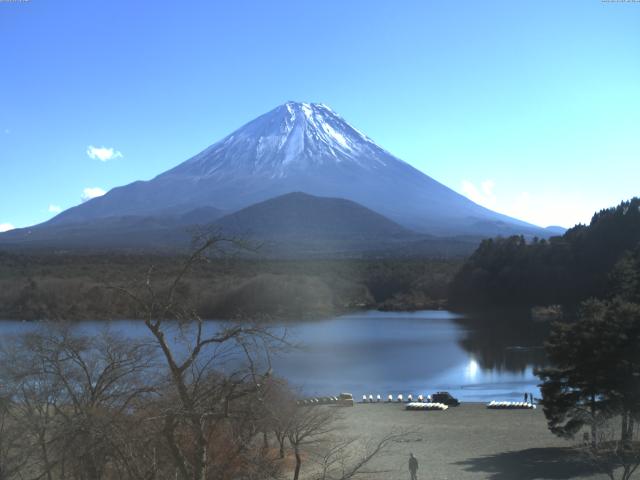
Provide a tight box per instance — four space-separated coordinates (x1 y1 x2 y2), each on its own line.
313 403 609 480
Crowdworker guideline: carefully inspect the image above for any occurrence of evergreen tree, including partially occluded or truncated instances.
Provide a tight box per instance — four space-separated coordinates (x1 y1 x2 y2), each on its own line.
537 299 640 447
609 247 640 303
602 300 640 448
536 300 613 446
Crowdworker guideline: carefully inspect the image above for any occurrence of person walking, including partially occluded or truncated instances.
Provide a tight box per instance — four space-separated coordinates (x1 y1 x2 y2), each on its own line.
409 453 419 480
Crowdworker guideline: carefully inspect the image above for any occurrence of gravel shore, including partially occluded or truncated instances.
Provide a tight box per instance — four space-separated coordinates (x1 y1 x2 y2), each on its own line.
320 403 608 480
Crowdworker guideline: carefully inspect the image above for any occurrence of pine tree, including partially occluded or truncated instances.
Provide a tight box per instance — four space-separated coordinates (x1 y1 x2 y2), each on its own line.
536 300 613 446
537 299 640 447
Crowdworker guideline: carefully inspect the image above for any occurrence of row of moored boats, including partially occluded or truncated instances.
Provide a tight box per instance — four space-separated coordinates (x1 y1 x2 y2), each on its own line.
487 401 536 409
296 394 537 410
361 394 433 403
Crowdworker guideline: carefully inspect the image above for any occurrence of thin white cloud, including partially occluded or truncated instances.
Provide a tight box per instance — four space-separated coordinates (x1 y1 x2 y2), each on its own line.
461 179 589 228
86 145 123 162
0 223 14 233
81 187 107 202
501 192 591 229
461 179 497 208
48 204 62 214
461 180 480 201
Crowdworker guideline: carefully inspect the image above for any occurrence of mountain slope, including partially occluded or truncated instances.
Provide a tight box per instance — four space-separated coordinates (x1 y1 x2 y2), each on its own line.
0 207 224 251
44 102 547 238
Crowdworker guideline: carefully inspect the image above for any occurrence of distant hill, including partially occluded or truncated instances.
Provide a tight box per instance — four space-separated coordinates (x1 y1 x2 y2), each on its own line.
0 192 482 257
450 197 640 309
212 192 473 257
216 191 411 238
544 226 567 235
213 192 491 257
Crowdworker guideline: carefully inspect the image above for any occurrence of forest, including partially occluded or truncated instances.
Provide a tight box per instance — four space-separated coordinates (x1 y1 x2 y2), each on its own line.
0 252 460 321
449 198 640 310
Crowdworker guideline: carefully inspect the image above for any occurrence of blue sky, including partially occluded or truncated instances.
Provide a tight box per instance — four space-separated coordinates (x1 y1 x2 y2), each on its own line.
1 0 639 231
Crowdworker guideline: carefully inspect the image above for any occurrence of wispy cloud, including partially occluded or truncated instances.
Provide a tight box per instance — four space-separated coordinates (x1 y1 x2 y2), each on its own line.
86 145 123 162
460 179 589 228
81 187 107 202
0 223 14 233
461 179 497 208
503 192 590 229
48 204 62 214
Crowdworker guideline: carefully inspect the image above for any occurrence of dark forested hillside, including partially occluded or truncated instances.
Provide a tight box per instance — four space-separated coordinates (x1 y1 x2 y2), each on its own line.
449 198 640 309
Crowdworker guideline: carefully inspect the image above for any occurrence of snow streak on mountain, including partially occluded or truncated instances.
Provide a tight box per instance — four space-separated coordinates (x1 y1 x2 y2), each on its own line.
170 102 395 178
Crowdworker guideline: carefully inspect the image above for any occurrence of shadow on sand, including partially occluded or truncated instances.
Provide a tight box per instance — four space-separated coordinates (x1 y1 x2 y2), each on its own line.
454 447 603 479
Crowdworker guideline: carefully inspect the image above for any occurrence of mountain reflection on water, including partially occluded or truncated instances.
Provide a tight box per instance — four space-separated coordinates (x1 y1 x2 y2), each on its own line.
454 312 548 374
269 310 550 402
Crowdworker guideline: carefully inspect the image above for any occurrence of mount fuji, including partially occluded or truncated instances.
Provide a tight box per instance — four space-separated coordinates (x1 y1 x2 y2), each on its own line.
1 102 552 252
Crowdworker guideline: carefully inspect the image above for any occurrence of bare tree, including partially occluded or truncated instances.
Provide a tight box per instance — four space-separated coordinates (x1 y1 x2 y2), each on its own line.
113 234 285 480
0 394 29 480
259 378 298 459
0 342 63 480
0 326 158 480
286 406 337 480
311 431 407 480
285 403 410 480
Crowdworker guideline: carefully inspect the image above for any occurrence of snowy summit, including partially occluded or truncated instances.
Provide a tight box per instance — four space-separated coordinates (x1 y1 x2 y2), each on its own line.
169 101 399 178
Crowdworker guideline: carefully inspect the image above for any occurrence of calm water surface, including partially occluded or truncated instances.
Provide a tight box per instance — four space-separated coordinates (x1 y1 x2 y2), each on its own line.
0 310 547 402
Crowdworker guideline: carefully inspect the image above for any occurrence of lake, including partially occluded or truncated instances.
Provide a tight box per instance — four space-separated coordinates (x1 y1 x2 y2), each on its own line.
0 310 548 402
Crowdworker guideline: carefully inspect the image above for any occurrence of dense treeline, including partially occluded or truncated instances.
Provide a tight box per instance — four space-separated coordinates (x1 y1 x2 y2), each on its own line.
450 198 640 309
0 253 460 320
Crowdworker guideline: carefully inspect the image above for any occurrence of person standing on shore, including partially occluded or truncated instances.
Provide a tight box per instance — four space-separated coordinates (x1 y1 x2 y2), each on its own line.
409 453 419 480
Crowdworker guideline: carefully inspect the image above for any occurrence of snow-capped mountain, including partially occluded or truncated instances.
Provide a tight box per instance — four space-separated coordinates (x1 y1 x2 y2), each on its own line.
43 102 545 237
173 102 391 177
